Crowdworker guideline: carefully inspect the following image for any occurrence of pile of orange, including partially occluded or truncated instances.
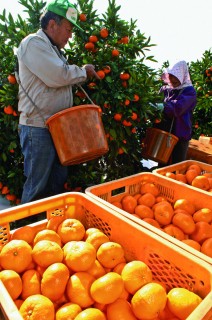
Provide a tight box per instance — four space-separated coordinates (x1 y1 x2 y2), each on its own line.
0 215 203 320
112 179 212 259
162 163 212 192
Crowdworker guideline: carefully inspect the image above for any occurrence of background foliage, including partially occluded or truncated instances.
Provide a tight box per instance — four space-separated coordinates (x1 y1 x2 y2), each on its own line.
0 0 211 205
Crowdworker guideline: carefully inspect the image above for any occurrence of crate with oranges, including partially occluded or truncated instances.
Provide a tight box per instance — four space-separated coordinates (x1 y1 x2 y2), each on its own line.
86 172 212 265
153 160 212 193
0 192 211 319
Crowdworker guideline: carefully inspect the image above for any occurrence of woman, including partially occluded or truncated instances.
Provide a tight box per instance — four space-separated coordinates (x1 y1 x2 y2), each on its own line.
157 60 197 164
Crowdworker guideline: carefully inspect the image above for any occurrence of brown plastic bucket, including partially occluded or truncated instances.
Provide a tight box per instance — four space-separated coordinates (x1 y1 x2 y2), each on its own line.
142 127 179 164
46 105 109 165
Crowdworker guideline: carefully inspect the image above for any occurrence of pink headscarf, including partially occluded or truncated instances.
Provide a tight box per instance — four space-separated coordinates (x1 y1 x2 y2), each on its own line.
161 60 193 89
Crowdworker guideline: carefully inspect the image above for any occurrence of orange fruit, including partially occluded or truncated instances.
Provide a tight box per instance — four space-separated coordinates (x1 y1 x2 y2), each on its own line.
46 215 65 232
201 238 212 257
89 35 98 43
174 208 191 215
121 260 152 294
74 308 106 320
134 205 154 219
84 227 102 239
173 199 196 215
111 201 122 209
137 192 156 207
182 239 201 251
190 221 212 244
131 282 167 319
0 270 22 300
193 208 212 223
106 298 137 320
8 74 17 84
85 42 95 50
155 196 167 203
153 201 174 226
113 261 126 274
66 271 95 308
133 193 141 201
36 265 46 277
0 239 32 273
97 70 105 79
100 28 109 38
167 287 202 319
86 259 106 278
119 286 131 300
56 302 82 320
191 175 210 190
4 105 14 114
187 164 202 175
140 182 160 196
32 240 63 268
21 269 41 300
63 240 96 272
120 72 130 80
79 13 86 21
19 294 55 320
143 218 161 229
10 226 35 245
165 172 176 179
158 303 180 320
111 49 120 56
121 195 137 214
33 229 62 247
131 112 138 120
102 65 111 74
93 302 107 312
85 231 109 250
114 113 122 121
185 169 198 184
90 272 124 304
175 173 187 183
57 218 85 244
163 224 185 241
1 185 10 194
97 241 125 269
41 262 69 302
14 299 24 309
53 293 69 312
203 172 212 179
172 212 196 235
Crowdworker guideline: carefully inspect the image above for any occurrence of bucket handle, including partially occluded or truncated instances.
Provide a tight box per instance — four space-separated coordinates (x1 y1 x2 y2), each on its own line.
77 84 95 105
166 117 174 148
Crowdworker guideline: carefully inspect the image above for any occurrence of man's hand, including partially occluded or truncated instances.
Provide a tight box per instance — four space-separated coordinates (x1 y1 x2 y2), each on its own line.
84 64 101 80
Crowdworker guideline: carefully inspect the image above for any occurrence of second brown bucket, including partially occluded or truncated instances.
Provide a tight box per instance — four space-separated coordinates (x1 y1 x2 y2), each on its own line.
46 105 109 166
142 127 179 164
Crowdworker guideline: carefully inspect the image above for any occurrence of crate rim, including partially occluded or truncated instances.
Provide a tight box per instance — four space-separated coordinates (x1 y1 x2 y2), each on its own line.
85 173 212 265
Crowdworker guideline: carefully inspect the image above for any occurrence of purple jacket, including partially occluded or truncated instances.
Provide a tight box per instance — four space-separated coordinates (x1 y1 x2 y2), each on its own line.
161 86 197 140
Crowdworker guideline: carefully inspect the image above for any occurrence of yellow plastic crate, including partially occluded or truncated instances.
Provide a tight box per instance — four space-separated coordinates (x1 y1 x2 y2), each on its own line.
86 172 212 265
153 160 212 194
0 192 211 320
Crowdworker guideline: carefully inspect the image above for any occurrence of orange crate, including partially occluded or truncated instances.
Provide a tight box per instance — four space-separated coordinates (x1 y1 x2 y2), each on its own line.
86 172 212 265
0 192 212 320
153 160 212 194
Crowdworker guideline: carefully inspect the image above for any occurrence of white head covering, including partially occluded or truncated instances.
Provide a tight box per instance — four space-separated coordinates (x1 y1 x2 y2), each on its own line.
161 60 193 89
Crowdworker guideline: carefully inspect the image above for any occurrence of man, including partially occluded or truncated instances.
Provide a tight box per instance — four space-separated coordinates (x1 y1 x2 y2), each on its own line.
17 0 99 203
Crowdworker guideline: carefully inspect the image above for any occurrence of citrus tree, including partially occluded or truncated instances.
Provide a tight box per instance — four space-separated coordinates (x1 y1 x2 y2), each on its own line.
0 0 163 204
189 49 212 138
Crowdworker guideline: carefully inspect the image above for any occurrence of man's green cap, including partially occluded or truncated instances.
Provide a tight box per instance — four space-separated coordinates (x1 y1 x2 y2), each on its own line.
47 0 83 31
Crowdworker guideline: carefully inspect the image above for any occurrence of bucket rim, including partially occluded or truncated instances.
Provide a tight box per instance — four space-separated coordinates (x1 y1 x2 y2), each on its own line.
46 104 101 125
146 127 179 141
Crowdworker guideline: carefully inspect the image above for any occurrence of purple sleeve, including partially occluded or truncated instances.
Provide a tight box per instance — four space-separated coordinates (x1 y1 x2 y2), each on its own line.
164 87 197 117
